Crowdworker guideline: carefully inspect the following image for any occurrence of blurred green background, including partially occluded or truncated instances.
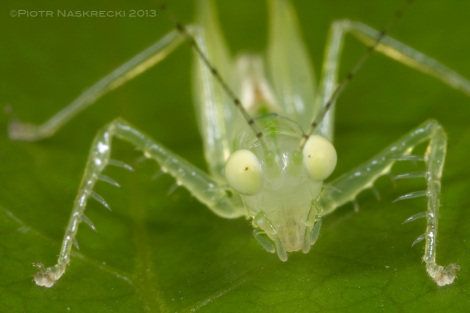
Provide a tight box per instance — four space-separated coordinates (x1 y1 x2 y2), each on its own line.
1 0 470 312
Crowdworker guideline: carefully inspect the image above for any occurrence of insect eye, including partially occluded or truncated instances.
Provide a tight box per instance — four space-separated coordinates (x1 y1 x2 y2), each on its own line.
302 135 337 182
225 149 262 195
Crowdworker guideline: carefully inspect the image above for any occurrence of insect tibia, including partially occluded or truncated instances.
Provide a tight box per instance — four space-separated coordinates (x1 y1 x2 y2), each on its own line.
320 120 458 286
32 124 116 287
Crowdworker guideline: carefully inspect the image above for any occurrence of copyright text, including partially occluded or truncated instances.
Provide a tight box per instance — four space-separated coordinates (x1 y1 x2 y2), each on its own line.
10 9 157 18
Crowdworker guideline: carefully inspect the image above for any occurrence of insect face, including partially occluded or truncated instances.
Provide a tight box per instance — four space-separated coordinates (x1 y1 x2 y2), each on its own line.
224 115 336 255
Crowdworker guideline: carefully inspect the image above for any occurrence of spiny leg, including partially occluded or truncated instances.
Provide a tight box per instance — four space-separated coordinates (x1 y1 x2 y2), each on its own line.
320 119 458 286
33 118 245 287
8 27 193 142
315 19 470 140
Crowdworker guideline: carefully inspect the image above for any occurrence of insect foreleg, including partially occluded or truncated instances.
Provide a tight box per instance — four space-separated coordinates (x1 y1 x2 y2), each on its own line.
315 19 470 139
9 28 196 142
320 119 458 286
33 118 245 288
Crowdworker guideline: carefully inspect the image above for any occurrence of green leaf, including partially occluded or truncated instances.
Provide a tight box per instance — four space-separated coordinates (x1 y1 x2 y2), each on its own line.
1 0 470 312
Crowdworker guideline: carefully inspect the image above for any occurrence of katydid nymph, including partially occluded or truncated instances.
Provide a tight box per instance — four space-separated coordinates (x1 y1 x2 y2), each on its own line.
9 0 470 287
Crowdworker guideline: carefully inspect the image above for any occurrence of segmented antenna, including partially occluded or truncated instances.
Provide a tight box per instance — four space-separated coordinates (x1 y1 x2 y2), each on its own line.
298 0 414 150
158 3 269 149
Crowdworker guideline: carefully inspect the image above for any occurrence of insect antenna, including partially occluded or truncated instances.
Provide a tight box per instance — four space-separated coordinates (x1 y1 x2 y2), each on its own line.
158 2 269 149
298 0 414 150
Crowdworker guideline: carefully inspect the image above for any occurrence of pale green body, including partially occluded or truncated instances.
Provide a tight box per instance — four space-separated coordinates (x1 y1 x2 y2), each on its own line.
9 0 470 287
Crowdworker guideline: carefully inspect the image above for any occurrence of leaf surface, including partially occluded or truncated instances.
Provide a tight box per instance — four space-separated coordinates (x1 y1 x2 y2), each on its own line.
1 0 470 312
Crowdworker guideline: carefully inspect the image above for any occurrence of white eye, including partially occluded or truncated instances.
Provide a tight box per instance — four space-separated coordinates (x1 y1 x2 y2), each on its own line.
225 149 262 195
302 135 337 182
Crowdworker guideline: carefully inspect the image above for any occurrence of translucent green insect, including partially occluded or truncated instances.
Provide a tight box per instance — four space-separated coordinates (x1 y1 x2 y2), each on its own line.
9 0 470 287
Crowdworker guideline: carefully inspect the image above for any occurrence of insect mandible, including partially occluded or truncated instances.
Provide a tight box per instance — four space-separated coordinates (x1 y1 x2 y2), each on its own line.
8 0 470 288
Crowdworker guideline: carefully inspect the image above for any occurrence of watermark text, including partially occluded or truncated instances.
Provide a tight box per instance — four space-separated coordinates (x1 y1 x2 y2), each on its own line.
10 9 158 18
